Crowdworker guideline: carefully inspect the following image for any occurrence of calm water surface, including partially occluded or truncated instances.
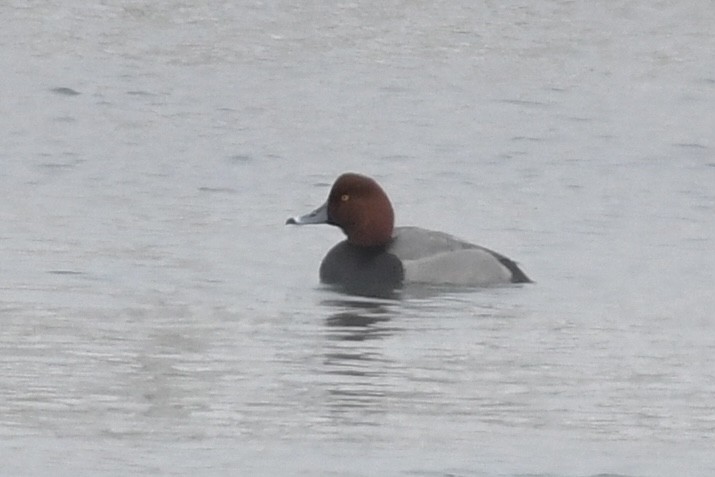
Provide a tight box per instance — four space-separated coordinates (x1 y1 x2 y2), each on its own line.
1 1 714 476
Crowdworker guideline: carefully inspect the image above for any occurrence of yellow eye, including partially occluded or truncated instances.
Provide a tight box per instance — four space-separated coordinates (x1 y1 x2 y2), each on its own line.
341 194 350 202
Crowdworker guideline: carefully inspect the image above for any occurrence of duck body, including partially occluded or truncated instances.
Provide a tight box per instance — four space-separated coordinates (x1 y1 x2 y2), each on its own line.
287 173 530 295
320 226 529 290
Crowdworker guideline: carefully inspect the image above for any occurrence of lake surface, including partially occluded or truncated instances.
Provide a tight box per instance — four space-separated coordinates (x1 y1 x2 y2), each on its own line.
1 1 714 475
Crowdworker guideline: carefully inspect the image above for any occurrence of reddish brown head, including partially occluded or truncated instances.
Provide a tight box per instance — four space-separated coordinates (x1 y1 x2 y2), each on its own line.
286 173 395 248
326 173 395 247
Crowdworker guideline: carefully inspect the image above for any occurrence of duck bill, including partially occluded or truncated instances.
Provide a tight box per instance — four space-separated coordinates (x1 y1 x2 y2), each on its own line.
286 201 329 225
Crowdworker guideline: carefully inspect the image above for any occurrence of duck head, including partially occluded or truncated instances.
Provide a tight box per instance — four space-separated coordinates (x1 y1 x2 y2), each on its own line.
286 173 395 247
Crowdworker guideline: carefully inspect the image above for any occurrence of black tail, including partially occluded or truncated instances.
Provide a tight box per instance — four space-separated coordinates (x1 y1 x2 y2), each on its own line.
498 257 532 283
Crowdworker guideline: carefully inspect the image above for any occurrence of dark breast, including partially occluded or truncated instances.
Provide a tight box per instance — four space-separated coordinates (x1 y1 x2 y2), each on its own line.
319 241 404 297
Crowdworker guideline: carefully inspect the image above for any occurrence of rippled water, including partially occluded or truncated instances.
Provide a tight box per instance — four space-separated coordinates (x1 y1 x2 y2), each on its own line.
2 1 714 475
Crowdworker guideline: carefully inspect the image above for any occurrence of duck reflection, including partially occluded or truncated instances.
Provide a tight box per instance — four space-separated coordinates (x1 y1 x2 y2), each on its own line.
322 297 398 341
318 296 400 421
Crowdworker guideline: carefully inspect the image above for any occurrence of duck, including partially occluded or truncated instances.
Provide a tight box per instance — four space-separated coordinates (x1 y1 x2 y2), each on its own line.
286 173 530 295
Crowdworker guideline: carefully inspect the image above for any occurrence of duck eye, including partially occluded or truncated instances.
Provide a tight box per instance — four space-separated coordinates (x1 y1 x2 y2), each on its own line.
341 194 350 202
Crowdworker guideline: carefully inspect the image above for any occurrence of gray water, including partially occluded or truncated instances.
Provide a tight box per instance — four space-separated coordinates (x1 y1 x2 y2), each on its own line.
2 1 714 475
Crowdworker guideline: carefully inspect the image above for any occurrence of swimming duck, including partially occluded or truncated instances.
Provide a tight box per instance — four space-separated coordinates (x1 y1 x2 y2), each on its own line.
287 173 530 295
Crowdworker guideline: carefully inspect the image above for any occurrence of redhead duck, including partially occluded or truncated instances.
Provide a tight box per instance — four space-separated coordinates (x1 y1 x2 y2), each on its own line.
287 173 530 295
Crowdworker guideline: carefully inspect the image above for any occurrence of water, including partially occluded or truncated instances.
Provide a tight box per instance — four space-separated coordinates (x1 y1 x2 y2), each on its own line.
1 1 714 475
